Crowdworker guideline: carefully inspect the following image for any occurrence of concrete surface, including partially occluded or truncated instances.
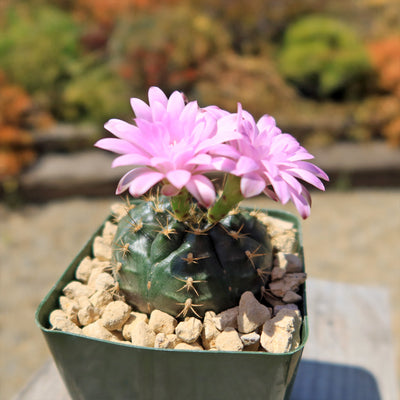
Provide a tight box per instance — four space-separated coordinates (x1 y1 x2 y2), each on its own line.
0 189 399 399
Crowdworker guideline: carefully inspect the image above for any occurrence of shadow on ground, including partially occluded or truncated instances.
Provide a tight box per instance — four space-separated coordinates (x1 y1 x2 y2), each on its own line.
292 360 381 400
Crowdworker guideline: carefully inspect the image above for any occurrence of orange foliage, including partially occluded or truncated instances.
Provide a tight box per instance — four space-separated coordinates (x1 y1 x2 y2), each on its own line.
0 71 36 180
0 146 36 180
368 36 400 97
0 80 32 126
368 37 400 145
74 0 180 28
384 116 400 146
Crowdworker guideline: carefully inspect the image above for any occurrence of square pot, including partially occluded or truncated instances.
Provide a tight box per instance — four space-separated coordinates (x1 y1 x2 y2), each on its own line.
36 209 308 400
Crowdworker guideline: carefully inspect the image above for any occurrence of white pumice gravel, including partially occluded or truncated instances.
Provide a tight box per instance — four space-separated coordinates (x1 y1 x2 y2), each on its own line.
77 296 100 326
93 272 116 292
174 342 203 351
101 301 131 331
122 312 149 341
62 281 95 300
130 320 156 348
216 327 244 352
75 256 94 283
93 236 112 261
240 332 260 351
82 320 121 342
50 209 304 353
59 296 80 325
89 290 113 314
102 221 118 245
260 309 302 353
201 311 220 350
154 333 180 349
149 310 178 335
175 317 203 344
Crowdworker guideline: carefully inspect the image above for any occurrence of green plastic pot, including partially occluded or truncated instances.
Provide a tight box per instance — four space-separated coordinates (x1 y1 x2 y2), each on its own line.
36 209 308 400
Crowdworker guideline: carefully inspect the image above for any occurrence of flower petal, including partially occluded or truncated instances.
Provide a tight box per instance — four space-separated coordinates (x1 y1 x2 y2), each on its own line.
94 138 137 155
148 86 168 107
263 186 279 202
128 170 164 197
290 188 311 219
180 101 200 137
289 168 326 191
186 154 212 167
115 168 145 194
210 157 236 173
104 119 140 141
166 169 191 190
234 156 259 175
280 171 303 195
111 154 150 168
197 130 242 152
256 114 277 133
267 174 291 204
295 161 330 181
208 144 240 159
151 100 167 122
150 157 174 172
201 105 229 119
161 184 181 196
130 98 152 121
167 91 186 119
186 175 216 208
240 173 266 198
116 168 164 196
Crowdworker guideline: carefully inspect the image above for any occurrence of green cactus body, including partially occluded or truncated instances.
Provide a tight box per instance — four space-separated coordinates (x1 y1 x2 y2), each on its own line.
112 196 273 318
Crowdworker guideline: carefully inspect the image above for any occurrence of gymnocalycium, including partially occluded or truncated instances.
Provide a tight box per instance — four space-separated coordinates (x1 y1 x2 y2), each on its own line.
95 87 328 318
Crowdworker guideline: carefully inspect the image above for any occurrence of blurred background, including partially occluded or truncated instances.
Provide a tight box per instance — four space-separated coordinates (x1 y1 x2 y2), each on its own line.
1 0 400 192
0 0 399 398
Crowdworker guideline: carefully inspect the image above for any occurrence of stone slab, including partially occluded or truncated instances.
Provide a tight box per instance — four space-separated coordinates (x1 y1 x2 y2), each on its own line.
18 150 130 200
14 141 400 201
310 142 400 187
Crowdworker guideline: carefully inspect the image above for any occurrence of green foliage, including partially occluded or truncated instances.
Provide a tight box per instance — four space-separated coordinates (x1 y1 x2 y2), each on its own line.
277 15 372 99
190 0 328 54
112 195 275 318
0 5 129 125
61 61 131 123
108 4 230 97
0 5 81 98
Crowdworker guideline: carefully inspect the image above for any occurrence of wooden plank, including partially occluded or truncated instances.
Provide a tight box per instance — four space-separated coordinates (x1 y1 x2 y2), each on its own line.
293 278 399 400
14 279 398 400
12 360 70 400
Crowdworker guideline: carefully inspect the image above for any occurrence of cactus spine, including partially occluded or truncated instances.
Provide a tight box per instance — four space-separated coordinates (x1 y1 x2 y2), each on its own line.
112 193 273 318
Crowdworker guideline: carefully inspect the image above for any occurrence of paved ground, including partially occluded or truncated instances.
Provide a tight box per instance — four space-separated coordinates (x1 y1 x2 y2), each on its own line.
1 189 399 399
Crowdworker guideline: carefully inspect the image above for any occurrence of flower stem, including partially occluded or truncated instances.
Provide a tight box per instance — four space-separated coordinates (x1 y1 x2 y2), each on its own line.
207 174 243 224
170 188 191 221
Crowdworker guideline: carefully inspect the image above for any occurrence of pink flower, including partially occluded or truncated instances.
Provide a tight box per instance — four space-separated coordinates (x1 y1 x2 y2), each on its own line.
217 104 329 218
95 87 240 207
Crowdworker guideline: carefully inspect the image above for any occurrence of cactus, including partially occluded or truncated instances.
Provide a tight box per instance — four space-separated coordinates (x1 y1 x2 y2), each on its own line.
95 87 328 319
112 194 274 317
